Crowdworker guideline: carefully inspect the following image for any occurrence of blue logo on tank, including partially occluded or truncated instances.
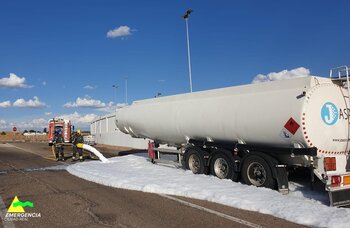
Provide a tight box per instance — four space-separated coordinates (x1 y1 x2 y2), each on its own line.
321 102 338 125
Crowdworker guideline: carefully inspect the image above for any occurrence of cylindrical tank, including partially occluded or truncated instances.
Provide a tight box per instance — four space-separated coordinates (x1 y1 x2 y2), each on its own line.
116 76 349 155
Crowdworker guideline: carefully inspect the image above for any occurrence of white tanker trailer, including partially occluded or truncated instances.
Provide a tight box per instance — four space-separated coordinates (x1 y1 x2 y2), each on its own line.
116 66 350 206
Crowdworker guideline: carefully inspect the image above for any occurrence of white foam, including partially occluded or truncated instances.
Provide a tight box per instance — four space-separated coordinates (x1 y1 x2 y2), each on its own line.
82 144 109 163
67 155 350 228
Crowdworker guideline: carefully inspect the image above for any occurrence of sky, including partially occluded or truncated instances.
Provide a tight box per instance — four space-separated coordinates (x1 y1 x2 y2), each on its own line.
66 153 350 228
1 0 350 131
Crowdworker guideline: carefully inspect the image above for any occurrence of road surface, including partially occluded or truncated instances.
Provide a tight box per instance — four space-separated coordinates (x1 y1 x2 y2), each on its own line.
0 142 305 228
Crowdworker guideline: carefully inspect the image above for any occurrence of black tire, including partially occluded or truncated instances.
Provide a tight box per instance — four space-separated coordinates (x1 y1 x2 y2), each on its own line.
241 155 276 189
210 152 238 181
185 148 207 174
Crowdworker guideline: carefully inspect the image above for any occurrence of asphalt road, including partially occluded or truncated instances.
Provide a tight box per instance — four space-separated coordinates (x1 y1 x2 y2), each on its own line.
0 142 305 228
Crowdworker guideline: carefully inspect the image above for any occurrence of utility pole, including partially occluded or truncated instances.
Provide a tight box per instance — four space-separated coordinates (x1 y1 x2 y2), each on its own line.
183 9 193 93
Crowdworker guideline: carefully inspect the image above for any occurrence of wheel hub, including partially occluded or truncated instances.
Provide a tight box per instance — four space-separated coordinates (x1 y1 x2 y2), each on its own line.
247 162 266 186
189 154 200 173
214 158 228 179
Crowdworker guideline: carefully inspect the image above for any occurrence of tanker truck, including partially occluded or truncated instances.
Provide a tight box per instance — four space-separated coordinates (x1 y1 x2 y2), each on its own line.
116 66 350 207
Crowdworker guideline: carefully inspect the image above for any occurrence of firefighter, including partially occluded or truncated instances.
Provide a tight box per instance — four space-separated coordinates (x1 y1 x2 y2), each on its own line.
53 130 65 161
72 129 84 161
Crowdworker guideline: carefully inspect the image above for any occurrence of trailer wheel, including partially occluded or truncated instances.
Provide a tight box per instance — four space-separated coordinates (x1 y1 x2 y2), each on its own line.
210 152 237 181
242 155 275 189
185 148 207 174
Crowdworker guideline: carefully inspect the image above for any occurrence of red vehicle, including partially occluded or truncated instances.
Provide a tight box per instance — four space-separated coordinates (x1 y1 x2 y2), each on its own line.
48 118 72 146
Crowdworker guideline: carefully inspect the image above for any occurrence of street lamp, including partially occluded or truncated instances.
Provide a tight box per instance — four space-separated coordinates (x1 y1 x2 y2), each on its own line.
158 79 165 96
112 84 118 107
124 77 128 104
183 9 193 93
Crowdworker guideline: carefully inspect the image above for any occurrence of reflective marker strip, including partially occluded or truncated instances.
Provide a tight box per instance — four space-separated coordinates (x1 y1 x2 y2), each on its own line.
159 194 263 228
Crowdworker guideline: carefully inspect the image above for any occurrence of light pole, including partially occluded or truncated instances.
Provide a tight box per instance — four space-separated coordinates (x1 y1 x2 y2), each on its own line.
112 84 118 107
158 79 165 96
183 9 193 93
125 77 128 104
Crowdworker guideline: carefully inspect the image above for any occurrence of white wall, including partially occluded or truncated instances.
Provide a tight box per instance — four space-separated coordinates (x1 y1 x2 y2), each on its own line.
91 113 148 150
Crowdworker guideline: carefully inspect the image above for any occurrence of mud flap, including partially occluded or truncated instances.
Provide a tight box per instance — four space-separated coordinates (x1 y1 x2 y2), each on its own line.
329 188 350 207
276 166 289 194
247 152 289 193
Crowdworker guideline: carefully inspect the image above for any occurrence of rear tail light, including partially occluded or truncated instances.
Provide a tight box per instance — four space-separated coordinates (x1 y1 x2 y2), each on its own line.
331 176 341 187
325 157 336 171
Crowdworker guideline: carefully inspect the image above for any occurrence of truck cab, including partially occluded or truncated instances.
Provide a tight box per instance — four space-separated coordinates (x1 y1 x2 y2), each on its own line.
48 118 72 146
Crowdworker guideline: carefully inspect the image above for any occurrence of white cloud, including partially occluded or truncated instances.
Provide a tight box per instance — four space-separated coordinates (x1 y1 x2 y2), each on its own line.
59 112 98 125
18 118 48 129
252 67 311 84
0 112 95 131
64 97 106 108
0 118 48 131
0 112 97 131
0 119 7 129
0 73 32 88
96 102 128 113
96 101 114 113
32 118 48 126
45 112 52 116
0 101 11 108
13 96 46 108
83 85 96 90
107 25 133 38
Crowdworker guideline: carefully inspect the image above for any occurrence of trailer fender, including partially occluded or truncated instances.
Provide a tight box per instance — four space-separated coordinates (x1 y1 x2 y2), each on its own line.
242 152 289 193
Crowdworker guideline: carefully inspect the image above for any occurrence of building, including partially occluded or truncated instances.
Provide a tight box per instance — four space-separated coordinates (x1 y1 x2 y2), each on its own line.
90 113 148 149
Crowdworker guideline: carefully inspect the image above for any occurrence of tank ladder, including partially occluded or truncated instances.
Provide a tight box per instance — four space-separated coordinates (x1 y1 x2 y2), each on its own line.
330 66 350 157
